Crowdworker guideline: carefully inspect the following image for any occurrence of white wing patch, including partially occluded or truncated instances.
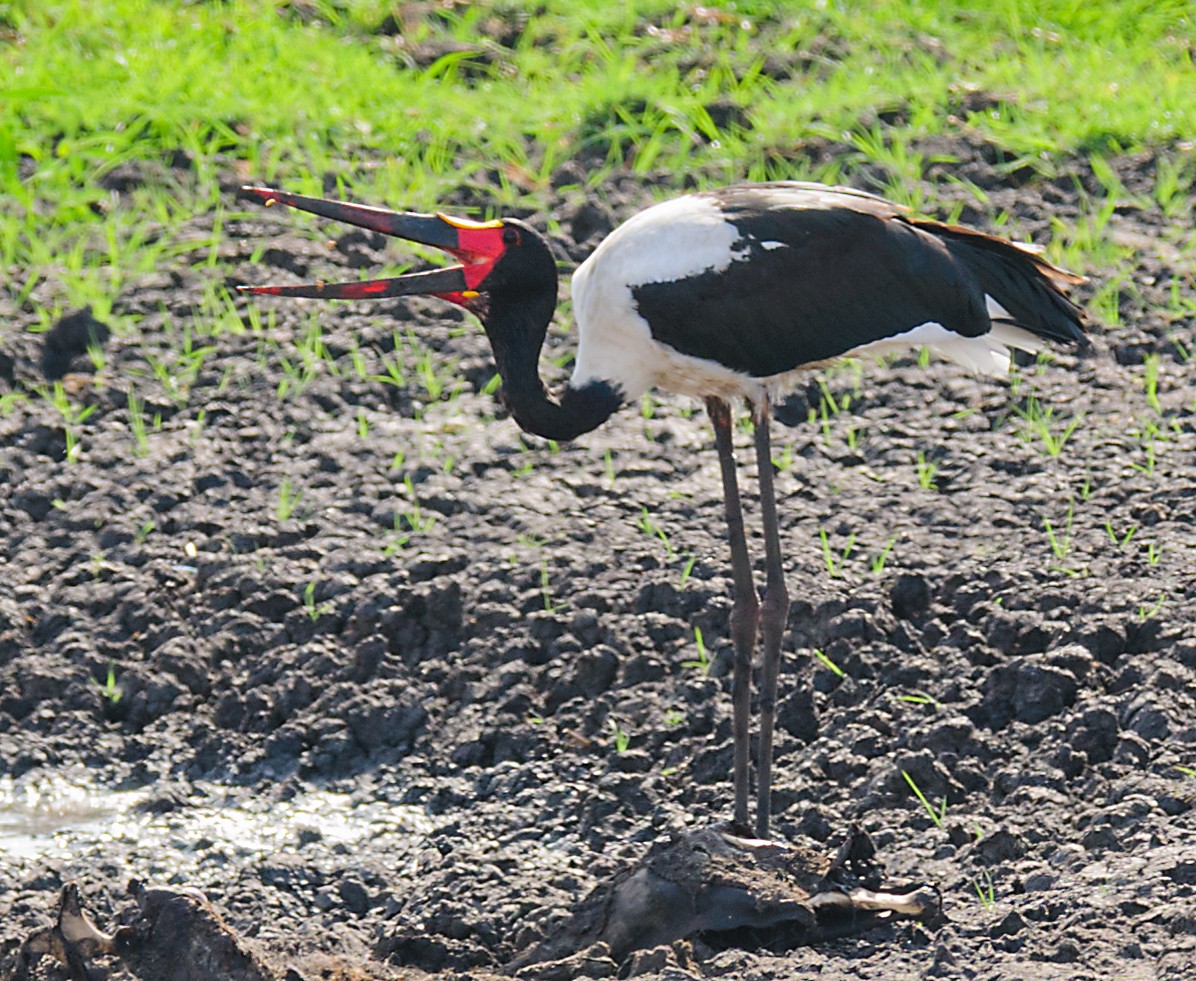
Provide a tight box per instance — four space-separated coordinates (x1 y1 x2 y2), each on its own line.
576 195 746 289
848 310 1043 377
845 293 1045 376
986 295 1013 321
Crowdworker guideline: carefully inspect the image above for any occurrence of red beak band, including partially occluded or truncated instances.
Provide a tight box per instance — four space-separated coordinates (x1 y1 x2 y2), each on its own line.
238 265 469 300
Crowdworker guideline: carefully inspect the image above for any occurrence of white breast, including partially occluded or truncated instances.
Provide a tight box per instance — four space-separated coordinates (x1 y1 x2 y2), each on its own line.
569 195 761 403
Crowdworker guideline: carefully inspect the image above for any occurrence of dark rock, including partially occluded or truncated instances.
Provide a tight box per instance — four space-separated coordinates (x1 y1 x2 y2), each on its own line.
610 750 652 773
1080 827 1120 853
890 573 931 619
338 878 372 915
971 657 1078 729
339 680 429 752
41 307 111 379
1112 733 1151 767
1167 861 1196 886
1022 872 1056 892
990 909 1027 937
1067 707 1119 763
976 829 1026 864
1080 622 1127 664
777 683 818 743
984 611 1057 656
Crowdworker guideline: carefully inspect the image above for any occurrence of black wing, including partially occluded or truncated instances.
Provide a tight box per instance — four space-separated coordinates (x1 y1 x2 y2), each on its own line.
632 184 1081 378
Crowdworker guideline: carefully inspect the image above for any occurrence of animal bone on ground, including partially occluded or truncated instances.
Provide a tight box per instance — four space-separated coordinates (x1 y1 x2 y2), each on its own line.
11 828 938 981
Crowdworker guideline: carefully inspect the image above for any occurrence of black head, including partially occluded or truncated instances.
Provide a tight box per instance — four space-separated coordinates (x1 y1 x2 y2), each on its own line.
462 218 558 321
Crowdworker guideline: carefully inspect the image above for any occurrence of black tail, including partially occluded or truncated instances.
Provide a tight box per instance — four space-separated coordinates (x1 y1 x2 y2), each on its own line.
913 218 1089 349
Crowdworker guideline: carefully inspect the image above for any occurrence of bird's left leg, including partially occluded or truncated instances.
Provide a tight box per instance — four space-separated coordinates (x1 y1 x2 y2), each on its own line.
707 396 759 832
751 395 790 840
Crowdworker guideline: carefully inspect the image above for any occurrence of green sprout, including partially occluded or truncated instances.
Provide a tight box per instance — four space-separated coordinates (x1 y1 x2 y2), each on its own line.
681 626 711 675
97 664 122 705
902 770 947 828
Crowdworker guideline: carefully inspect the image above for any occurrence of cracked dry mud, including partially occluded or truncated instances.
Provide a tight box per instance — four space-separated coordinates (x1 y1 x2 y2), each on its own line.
2 137 1196 980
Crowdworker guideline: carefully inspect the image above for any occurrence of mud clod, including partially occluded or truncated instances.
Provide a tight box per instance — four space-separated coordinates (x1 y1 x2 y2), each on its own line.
3 146 1196 980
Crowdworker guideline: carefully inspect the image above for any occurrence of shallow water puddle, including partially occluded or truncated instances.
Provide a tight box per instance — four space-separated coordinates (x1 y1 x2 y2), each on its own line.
0 770 435 868
0 772 143 860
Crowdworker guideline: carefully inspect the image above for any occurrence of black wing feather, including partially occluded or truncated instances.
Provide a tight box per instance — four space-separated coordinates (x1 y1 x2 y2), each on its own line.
632 196 990 378
636 185 1085 378
911 218 1088 347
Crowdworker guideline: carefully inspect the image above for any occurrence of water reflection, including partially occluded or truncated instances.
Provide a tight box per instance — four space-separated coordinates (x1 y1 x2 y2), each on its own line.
0 771 434 873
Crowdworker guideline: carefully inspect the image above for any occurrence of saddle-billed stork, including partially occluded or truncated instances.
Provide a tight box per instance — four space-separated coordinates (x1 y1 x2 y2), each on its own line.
239 181 1087 840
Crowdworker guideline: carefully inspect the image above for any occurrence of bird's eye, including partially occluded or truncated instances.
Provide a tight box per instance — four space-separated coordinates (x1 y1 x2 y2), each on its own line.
503 226 521 246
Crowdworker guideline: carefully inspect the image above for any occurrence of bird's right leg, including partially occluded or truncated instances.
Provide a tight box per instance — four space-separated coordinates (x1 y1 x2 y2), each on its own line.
707 396 759 831
750 396 789 840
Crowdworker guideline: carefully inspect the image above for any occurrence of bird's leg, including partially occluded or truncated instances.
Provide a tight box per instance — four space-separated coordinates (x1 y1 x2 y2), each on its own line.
751 396 789 840
707 396 759 831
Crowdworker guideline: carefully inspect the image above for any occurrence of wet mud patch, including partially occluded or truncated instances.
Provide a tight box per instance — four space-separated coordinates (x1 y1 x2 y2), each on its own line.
3 137 1196 980
13 829 936 980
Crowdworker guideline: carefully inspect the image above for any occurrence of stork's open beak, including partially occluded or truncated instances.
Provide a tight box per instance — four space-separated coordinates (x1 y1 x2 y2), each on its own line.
236 186 505 304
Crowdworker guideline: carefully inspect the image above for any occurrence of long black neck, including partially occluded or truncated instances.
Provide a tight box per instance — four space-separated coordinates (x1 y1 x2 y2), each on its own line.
484 296 621 442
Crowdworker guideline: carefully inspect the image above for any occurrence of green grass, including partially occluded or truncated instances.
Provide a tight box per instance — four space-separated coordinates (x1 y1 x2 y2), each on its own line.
302 580 333 622
973 869 997 907
539 556 562 613
4 1 1195 326
812 648 846 679
9 0 1188 505
902 769 947 828
681 626 711 675
96 662 121 705
1043 500 1081 576
914 450 939 491
1011 396 1083 458
3 2 1194 591
818 528 857 578
276 477 303 522
608 717 631 755
635 506 674 559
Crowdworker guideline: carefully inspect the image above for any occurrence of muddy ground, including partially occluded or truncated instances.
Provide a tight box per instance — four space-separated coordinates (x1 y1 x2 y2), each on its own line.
2 136 1195 980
